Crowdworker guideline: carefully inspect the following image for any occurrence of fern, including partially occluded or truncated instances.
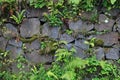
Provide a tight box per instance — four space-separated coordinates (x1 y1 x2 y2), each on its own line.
55 48 76 62
47 71 58 80
10 10 25 24
68 0 81 5
65 57 88 70
61 71 76 80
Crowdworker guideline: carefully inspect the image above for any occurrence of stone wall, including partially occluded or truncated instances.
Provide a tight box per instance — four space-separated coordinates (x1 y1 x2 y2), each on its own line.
0 8 120 72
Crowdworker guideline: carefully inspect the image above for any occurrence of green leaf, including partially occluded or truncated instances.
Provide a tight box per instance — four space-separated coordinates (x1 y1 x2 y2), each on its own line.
90 43 94 47
61 71 76 80
70 48 76 53
84 41 90 45
66 57 88 70
47 71 58 80
69 0 81 4
110 0 116 4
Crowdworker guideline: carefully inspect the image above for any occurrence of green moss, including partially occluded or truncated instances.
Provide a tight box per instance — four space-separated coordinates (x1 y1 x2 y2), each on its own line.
19 35 38 43
0 49 4 53
39 41 57 54
94 38 104 46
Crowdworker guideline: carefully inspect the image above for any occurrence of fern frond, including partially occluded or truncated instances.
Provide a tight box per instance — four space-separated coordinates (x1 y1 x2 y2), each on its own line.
65 57 88 70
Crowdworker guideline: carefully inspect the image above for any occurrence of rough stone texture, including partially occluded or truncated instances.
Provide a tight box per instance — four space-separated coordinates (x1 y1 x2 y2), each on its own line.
96 32 119 46
79 11 96 21
95 14 115 31
75 39 89 50
20 18 40 37
0 29 2 36
60 33 74 43
77 34 84 39
109 8 120 19
68 19 83 31
6 45 24 59
64 43 73 50
2 23 18 38
0 37 8 51
42 23 60 39
81 22 94 32
95 19 114 31
26 8 47 18
8 39 22 47
49 26 60 39
25 39 40 51
74 46 87 59
95 47 105 60
99 14 108 23
42 23 50 36
69 20 94 34
115 18 120 33
106 48 120 60
25 50 53 64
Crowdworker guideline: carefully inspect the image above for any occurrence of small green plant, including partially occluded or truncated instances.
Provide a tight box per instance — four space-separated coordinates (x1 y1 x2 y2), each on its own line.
65 29 73 35
40 40 67 54
0 51 10 69
55 48 76 62
117 59 120 64
85 37 104 48
44 12 63 27
0 47 120 80
0 18 6 27
16 55 27 69
40 41 47 50
10 10 25 25
29 0 47 8
84 38 96 48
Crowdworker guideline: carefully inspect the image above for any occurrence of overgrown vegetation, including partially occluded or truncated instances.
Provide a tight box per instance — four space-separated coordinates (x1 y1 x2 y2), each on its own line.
0 0 120 26
0 0 120 80
0 46 120 80
10 10 25 25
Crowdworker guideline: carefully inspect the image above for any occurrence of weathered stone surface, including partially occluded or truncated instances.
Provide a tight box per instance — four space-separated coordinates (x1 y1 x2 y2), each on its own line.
96 14 115 31
99 14 108 23
96 32 119 46
42 23 60 39
95 19 114 31
0 29 2 36
80 11 96 21
20 18 40 37
95 47 105 60
6 45 24 59
68 19 83 31
25 39 40 50
26 8 47 18
49 27 60 39
60 33 74 43
25 50 53 64
95 14 115 31
106 48 119 60
2 23 18 38
8 39 22 47
115 19 120 33
109 8 120 19
81 22 94 32
74 46 87 58
77 34 84 39
64 43 73 50
42 23 50 36
69 20 94 34
0 37 8 51
75 39 89 50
